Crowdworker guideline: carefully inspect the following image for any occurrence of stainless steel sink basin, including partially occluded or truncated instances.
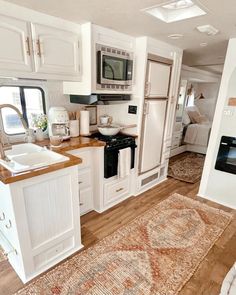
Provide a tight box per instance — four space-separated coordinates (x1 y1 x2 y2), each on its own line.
0 143 69 173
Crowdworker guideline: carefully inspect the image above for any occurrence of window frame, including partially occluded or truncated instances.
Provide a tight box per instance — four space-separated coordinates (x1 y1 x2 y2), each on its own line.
0 85 46 136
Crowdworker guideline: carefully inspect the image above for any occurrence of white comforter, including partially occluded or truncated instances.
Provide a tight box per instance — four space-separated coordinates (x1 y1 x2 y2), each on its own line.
184 123 211 146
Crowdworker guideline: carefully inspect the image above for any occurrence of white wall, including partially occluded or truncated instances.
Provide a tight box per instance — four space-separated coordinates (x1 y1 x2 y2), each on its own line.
199 38 236 209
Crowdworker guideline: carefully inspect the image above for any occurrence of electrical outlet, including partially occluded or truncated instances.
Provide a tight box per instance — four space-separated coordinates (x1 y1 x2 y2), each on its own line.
128 105 137 114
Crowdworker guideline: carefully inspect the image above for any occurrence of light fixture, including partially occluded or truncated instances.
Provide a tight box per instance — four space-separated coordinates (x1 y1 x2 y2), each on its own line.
142 0 206 23
163 0 194 10
168 33 184 39
196 25 219 36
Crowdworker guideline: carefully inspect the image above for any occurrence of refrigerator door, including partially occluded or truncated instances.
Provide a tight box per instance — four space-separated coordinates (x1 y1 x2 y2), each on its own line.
140 99 167 174
145 61 171 98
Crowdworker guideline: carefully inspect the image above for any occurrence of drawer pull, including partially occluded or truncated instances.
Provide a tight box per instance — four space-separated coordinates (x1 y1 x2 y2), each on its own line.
79 202 84 206
4 249 17 257
0 212 5 221
5 220 12 229
116 188 124 192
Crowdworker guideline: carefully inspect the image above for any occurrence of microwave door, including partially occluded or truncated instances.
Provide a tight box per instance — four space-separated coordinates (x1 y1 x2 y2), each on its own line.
101 52 131 86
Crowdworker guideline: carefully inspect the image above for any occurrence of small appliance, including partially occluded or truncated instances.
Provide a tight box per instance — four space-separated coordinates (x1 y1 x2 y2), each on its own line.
96 44 133 91
48 107 70 140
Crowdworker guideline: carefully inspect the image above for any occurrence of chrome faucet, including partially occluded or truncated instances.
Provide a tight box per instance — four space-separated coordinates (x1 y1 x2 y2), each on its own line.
0 104 28 161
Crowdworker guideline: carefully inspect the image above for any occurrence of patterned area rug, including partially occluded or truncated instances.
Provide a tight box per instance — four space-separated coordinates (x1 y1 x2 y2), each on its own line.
15 194 232 295
168 152 205 183
0 246 7 262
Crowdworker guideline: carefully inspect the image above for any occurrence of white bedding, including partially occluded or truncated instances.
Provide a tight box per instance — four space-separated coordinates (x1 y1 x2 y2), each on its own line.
184 123 211 146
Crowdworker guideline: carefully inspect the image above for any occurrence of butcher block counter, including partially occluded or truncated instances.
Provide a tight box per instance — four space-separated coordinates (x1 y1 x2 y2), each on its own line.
0 136 105 184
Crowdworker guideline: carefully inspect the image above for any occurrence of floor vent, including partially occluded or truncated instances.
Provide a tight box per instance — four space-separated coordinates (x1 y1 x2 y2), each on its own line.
141 173 159 186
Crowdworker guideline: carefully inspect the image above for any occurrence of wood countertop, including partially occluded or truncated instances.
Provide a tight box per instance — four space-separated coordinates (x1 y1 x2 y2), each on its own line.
0 137 105 185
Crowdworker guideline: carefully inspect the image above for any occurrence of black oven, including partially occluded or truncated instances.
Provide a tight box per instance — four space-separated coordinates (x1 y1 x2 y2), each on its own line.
90 133 136 178
105 144 136 179
215 136 236 174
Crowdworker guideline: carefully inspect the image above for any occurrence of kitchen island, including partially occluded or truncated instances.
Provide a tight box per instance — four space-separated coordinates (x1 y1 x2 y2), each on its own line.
0 137 105 283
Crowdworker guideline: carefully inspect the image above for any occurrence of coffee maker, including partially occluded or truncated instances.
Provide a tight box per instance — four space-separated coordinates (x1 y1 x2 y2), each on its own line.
48 107 70 140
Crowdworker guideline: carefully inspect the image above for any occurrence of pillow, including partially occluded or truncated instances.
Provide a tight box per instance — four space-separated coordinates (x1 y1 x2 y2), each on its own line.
187 110 201 123
182 110 191 125
194 114 210 124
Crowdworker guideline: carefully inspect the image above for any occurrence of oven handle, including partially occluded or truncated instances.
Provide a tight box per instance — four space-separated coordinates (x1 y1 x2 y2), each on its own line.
105 144 137 152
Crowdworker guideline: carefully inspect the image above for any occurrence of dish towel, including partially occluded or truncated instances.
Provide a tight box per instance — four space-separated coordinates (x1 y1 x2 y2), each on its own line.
118 147 131 178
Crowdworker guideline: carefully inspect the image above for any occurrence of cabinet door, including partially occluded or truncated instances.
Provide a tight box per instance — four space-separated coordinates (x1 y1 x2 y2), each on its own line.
146 61 171 98
0 15 33 72
32 23 80 76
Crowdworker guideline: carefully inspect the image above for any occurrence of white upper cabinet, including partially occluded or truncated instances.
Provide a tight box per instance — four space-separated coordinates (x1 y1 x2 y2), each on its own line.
0 15 33 72
31 24 80 77
145 61 171 98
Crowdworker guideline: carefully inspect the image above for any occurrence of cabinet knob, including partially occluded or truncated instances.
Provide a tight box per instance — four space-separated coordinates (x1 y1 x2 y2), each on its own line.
4 249 17 257
79 181 83 184
116 188 124 192
5 219 12 229
25 37 31 56
36 39 42 57
0 212 5 221
79 202 84 206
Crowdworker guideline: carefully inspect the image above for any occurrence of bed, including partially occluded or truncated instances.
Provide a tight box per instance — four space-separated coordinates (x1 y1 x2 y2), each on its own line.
183 105 212 154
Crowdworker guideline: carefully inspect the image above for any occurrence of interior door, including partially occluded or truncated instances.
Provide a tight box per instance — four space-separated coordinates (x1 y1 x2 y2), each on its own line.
0 15 33 72
32 23 79 76
140 99 167 174
146 61 171 98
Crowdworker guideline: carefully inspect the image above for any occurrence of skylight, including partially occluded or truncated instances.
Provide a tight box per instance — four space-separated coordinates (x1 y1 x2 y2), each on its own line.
142 0 206 23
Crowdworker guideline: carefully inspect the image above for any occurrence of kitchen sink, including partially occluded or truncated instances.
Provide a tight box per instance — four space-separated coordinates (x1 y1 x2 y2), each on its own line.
0 143 69 173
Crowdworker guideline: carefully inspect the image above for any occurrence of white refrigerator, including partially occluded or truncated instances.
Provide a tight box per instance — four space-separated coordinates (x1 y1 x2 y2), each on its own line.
139 98 168 174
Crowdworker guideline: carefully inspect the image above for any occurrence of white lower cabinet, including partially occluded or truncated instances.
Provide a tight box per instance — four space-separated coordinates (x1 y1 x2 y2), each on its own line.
104 177 130 208
67 148 94 216
0 166 82 283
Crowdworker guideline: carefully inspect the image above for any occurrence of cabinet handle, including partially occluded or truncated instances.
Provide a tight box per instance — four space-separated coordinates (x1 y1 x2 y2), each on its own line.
116 187 124 192
79 181 83 184
4 249 17 257
145 82 151 97
36 39 42 57
79 202 84 206
26 37 31 56
0 212 5 221
5 220 12 229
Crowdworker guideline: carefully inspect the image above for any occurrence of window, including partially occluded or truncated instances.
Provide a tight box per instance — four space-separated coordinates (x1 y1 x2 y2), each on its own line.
0 86 46 135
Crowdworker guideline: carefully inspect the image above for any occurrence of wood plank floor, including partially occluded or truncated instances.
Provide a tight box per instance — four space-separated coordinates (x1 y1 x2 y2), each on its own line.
0 177 235 295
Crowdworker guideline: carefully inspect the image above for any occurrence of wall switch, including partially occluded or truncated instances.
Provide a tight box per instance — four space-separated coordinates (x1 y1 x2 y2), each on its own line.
223 109 234 116
128 105 137 114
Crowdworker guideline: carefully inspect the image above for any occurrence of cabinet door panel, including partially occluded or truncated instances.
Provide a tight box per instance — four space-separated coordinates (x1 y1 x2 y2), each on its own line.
146 61 171 98
0 15 33 72
32 23 79 76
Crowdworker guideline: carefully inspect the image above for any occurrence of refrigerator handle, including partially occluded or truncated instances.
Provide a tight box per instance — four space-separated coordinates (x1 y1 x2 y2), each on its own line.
145 82 151 97
143 101 149 115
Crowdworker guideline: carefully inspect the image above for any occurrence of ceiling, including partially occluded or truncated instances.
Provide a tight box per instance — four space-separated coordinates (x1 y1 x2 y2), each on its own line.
5 0 235 74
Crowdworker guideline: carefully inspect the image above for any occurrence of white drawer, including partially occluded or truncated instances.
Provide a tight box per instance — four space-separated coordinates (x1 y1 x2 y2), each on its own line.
78 168 92 190
67 149 91 169
79 187 93 215
163 139 172 153
104 177 130 207
174 122 183 132
33 236 74 270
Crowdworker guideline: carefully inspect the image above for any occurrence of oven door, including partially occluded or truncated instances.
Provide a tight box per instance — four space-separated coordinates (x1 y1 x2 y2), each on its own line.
104 145 136 178
215 136 236 174
98 51 133 86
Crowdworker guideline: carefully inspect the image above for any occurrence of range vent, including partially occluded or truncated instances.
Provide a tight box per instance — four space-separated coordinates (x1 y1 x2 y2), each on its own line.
141 173 159 186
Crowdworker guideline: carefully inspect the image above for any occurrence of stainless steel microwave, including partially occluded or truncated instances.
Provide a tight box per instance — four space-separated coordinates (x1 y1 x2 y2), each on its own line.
96 44 133 90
